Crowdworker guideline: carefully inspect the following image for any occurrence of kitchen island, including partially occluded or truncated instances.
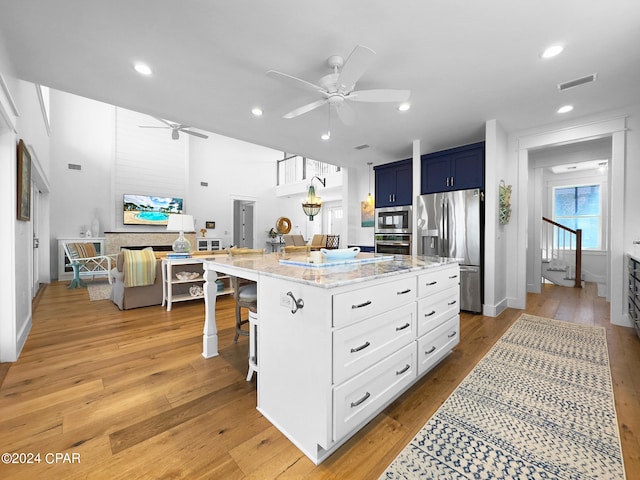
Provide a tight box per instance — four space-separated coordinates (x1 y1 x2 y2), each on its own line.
202 251 459 464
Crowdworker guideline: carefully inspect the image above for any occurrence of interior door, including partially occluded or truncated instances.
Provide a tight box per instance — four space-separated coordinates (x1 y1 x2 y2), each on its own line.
233 200 255 248
31 181 39 297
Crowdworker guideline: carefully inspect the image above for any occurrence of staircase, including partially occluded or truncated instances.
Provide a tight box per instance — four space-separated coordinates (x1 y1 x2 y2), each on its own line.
541 217 582 288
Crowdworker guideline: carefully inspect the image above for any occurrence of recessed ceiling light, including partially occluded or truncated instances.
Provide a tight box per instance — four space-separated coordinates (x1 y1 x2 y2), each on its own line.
557 105 574 114
398 103 411 112
541 45 564 59
134 63 152 75
251 107 263 116
321 132 330 140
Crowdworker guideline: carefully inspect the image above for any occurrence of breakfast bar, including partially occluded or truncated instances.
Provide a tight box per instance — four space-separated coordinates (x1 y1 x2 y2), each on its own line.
202 251 460 464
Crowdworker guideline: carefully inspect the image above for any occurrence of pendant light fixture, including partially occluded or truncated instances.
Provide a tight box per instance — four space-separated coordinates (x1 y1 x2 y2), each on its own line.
366 162 374 205
302 175 326 221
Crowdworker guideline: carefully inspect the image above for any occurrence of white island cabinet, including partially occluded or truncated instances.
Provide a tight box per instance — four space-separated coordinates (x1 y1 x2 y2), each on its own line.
202 252 459 464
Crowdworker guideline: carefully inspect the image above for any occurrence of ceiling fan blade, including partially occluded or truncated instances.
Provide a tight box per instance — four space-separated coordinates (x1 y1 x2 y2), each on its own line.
180 129 209 139
267 70 325 95
349 89 411 103
337 45 376 93
334 101 355 126
138 126 170 129
153 117 176 128
283 98 328 119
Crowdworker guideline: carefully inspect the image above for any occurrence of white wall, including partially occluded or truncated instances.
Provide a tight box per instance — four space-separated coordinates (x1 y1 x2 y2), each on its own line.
0 35 51 360
483 119 509 316
188 131 285 249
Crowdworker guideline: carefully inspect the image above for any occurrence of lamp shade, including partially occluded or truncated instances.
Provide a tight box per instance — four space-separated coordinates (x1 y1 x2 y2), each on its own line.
167 214 194 232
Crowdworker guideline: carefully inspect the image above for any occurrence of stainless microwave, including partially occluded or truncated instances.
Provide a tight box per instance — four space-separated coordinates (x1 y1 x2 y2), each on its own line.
375 206 412 234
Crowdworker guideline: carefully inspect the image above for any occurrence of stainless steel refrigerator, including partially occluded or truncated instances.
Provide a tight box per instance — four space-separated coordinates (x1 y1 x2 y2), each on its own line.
417 188 483 313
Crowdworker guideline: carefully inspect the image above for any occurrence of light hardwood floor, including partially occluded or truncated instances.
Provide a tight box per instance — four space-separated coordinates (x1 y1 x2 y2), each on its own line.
0 281 638 479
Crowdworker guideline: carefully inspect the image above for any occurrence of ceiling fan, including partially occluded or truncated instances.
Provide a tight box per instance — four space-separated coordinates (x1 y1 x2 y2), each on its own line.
267 45 410 126
138 117 209 140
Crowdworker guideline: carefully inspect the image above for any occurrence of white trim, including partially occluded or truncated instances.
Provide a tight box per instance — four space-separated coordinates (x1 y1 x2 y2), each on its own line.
0 72 19 117
515 116 628 327
35 84 51 136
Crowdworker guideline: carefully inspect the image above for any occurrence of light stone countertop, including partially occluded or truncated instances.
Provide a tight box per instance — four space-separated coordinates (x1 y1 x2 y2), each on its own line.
203 251 458 289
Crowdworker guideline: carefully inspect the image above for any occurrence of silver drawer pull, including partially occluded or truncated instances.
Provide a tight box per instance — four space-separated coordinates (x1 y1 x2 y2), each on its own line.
350 341 371 353
351 391 371 407
449 274 458 279
396 322 411 331
425 281 438 286
397 288 412 295
425 346 436 355
448 331 457 338
424 310 436 317
352 300 372 309
447 300 457 306
396 364 411 375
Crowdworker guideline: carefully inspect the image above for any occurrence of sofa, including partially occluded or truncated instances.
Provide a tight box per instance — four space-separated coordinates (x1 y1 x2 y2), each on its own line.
110 251 163 310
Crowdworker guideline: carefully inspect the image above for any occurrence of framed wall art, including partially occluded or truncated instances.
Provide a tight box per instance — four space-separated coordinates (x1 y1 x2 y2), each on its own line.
17 139 31 221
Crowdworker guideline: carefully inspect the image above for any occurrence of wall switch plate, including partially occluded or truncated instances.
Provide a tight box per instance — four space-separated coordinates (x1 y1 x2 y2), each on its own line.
280 292 294 309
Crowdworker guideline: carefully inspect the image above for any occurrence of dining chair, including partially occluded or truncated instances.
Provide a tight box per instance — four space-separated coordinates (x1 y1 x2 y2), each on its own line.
283 245 310 254
309 234 326 251
325 234 340 249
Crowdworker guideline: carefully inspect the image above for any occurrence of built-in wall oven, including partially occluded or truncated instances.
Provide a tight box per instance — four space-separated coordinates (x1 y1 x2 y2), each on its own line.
375 234 412 255
374 205 412 255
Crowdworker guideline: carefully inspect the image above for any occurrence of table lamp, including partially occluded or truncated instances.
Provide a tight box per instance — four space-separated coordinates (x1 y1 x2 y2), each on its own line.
167 214 194 253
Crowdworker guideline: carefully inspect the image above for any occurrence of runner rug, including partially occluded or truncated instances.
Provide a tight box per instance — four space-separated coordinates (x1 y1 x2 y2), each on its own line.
380 313 625 479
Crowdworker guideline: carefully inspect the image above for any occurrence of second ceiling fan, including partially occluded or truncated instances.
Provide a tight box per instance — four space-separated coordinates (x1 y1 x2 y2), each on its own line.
139 117 209 140
267 45 410 126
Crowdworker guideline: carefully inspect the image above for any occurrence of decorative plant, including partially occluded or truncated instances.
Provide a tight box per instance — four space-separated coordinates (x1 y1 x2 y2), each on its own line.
267 227 278 239
499 180 512 225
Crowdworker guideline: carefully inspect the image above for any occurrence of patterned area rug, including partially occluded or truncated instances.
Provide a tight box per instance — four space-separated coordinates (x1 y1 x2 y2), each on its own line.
380 314 625 479
87 281 112 301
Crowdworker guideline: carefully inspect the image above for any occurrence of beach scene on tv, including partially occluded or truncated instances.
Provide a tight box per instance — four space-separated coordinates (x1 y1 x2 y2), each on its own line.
123 194 184 225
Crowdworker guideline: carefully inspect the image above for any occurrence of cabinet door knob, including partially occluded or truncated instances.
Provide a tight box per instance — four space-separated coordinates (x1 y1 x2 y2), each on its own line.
396 364 411 375
396 288 412 295
425 346 436 355
448 331 457 338
424 310 436 317
425 281 438 286
395 322 411 331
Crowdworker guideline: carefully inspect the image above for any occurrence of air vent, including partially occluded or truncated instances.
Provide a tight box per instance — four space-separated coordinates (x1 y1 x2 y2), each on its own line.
68 163 82 171
200 181 209 187
558 74 597 91
354 144 370 150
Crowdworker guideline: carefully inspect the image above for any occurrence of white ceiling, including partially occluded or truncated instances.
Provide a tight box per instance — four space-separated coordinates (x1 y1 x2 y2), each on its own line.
1 1 639 169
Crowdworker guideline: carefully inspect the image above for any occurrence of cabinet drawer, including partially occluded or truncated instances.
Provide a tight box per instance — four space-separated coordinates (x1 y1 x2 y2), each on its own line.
333 343 416 441
417 315 459 376
418 267 459 298
333 277 416 328
417 287 459 337
333 303 416 384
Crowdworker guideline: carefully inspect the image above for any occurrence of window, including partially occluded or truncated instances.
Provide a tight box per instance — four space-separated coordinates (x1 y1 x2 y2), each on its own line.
553 184 601 249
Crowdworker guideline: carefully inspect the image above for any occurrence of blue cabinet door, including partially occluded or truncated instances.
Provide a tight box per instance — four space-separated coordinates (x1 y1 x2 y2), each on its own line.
421 142 484 194
375 159 413 207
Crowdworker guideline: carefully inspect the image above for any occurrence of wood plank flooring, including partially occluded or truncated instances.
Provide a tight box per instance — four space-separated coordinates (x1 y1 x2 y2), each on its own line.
0 281 638 479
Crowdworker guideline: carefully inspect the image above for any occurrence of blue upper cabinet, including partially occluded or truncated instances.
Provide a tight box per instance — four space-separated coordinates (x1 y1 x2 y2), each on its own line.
421 141 485 194
374 159 413 207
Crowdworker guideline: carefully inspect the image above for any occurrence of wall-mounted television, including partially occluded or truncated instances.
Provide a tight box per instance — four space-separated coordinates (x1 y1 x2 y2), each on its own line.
123 194 184 225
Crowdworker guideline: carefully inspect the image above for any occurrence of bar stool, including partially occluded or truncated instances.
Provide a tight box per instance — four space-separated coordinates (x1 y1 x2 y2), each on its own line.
246 310 258 381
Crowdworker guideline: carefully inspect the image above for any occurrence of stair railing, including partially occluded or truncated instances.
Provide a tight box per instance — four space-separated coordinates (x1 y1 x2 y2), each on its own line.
542 217 582 288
